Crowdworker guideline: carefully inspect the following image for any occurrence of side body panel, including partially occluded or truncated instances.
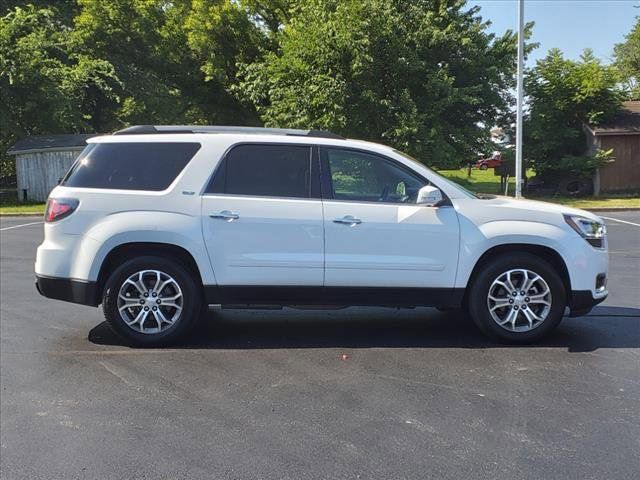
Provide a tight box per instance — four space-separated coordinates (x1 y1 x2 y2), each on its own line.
454 198 609 299
323 202 460 287
201 196 324 285
36 210 215 284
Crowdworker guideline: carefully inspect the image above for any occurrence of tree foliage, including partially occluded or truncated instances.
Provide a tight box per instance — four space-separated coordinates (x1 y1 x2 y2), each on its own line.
0 1 78 23
241 0 296 35
614 16 640 99
236 0 524 168
73 0 262 127
0 5 120 176
524 49 623 180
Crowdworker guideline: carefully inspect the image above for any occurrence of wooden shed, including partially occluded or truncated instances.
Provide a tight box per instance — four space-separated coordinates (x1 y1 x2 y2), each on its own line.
7 134 98 202
587 101 640 195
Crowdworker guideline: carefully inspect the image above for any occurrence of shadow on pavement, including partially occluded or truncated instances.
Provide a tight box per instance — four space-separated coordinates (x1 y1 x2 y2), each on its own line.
87 305 640 352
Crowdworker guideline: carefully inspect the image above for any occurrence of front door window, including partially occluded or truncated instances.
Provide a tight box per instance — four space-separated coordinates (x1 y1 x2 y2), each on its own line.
324 149 426 203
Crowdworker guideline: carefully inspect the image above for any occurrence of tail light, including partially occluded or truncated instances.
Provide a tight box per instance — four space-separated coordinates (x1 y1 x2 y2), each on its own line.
45 198 79 222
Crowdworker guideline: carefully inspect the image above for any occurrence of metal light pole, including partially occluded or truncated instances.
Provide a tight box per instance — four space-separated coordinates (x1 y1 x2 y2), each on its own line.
515 0 524 199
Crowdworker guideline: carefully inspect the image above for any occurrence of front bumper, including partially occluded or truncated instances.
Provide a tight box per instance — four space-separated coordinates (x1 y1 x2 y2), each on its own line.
569 289 608 317
35 275 100 307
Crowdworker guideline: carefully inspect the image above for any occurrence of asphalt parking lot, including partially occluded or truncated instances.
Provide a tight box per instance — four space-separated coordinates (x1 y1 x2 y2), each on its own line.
1 212 639 480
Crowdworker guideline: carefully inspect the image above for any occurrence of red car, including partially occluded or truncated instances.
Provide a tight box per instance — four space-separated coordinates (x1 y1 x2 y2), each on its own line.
474 153 502 170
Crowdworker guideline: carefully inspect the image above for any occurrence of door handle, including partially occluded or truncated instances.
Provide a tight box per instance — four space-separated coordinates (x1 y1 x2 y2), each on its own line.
210 210 239 221
333 215 362 226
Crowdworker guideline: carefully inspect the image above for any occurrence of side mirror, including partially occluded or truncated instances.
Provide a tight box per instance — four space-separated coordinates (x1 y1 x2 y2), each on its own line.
416 185 443 206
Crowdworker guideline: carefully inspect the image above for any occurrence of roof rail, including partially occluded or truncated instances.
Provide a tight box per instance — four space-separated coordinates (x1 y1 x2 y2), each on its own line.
113 125 344 139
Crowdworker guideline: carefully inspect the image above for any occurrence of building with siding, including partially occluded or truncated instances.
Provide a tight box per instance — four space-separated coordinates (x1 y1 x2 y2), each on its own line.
586 101 640 195
7 134 99 202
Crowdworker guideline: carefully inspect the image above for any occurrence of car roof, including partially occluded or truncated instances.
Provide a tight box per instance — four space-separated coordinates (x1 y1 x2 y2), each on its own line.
88 130 397 156
113 125 344 139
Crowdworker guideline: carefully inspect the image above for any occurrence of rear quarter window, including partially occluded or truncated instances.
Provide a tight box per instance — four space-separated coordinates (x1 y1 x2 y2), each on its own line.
62 142 201 191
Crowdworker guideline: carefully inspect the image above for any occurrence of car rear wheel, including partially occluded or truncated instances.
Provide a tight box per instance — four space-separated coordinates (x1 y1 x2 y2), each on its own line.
102 256 202 346
467 252 566 343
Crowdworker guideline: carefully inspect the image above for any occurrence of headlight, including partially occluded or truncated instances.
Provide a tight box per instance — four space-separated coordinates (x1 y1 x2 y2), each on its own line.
563 214 606 248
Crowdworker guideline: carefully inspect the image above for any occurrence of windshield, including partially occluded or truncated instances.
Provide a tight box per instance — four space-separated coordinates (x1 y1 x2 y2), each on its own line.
392 149 479 198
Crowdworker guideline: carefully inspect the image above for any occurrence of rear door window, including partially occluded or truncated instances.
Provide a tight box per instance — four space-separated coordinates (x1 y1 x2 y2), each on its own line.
206 144 312 198
62 142 201 191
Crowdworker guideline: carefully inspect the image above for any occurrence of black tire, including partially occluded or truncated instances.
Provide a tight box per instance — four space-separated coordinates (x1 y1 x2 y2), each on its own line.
466 252 566 344
102 256 202 346
479 164 488 170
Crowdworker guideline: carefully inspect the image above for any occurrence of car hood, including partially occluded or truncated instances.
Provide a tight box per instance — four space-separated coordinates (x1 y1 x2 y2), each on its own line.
454 195 603 225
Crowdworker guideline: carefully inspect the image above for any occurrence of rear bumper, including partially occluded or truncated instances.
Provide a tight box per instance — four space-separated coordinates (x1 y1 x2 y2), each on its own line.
35 275 99 307
569 289 607 317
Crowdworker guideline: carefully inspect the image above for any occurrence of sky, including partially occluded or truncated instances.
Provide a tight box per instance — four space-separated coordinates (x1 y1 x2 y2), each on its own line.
470 0 638 65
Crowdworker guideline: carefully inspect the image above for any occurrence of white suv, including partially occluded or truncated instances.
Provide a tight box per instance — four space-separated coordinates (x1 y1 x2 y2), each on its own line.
35 125 608 346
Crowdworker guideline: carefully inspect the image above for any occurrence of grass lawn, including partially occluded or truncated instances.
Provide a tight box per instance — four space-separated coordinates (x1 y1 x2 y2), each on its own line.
540 196 640 209
0 202 45 215
438 167 529 195
439 168 640 209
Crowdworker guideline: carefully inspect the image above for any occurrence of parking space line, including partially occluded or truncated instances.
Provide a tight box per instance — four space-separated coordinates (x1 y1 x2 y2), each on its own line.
0 221 43 231
600 216 640 227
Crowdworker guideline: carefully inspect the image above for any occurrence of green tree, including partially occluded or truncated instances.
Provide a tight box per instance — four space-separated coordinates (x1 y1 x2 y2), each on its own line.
614 16 640 99
524 49 623 182
0 5 119 177
182 0 265 123
0 1 78 22
241 0 297 35
236 0 525 168
74 0 263 127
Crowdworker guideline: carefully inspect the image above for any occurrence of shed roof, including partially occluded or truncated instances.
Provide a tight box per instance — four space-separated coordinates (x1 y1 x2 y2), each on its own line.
589 101 640 136
7 133 100 155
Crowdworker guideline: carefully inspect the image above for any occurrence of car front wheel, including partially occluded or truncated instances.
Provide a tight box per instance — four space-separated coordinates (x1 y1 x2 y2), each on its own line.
102 256 202 346
467 253 567 343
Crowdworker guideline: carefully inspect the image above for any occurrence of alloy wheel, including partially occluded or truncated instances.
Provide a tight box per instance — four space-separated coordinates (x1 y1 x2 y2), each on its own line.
487 269 552 333
117 270 183 334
